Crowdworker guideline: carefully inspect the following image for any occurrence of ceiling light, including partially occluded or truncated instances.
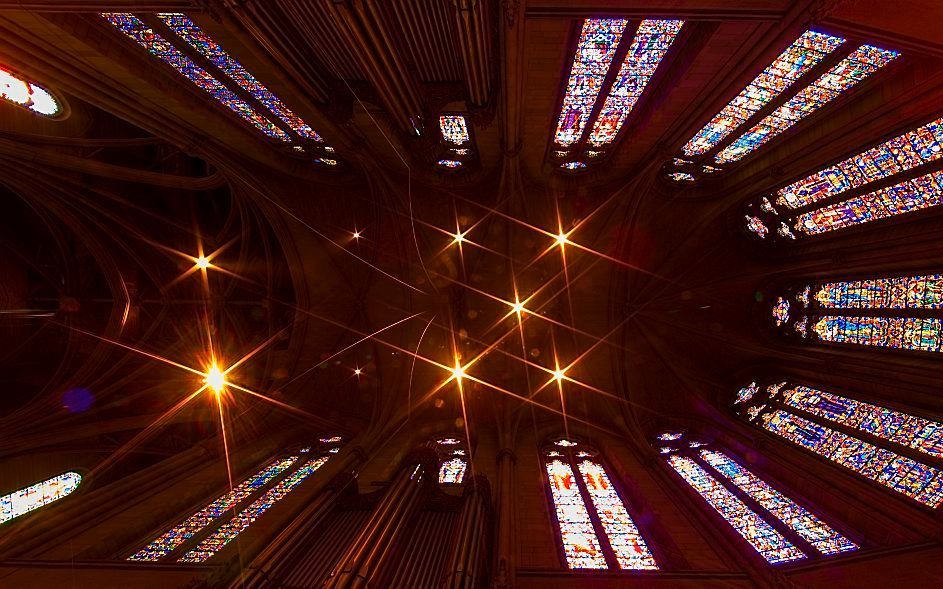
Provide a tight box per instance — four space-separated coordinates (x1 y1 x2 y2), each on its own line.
204 365 226 395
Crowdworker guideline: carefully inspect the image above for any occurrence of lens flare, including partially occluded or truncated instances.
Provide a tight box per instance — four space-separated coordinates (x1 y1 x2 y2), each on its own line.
204 365 226 395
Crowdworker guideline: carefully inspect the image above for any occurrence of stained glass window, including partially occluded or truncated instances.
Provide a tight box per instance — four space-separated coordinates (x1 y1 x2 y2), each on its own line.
1 472 81 525
669 171 695 182
777 117 943 210
439 115 470 145
561 161 587 170
586 19 683 147
129 456 298 561
667 455 806 563
814 275 943 309
745 215 769 238
812 316 942 352
576 460 657 569
438 457 467 485
156 13 322 141
699 450 857 555
657 431 682 441
778 385 943 459
179 456 329 562
0 67 60 117
716 45 899 164
438 159 463 168
761 410 943 507
682 31 845 157
554 19 628 147
736 381 759 405
546 459 608 569
543 441 656 570
101 13 290 141
795 170 943 236
772 275 943 354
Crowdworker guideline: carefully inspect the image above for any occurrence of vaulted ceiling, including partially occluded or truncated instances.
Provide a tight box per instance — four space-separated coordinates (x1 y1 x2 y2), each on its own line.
0 0 942 484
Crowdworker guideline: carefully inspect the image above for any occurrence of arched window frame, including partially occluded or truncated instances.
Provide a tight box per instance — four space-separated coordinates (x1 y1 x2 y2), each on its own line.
767 272 943 354
735 378 943 508
127 436 343 563
0 66 66 119
436 113 478 172
657 430 858 565
540 437 659 571
0 470 83 526
739 114 943 243
668 29 900 184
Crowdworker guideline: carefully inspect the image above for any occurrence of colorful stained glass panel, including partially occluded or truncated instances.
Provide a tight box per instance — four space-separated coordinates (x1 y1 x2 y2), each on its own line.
438 457 467 484
439 115 470 145
179 456 330 562
699 449 857 555
762 410 943 507
554 19 628 147
157 13 322 141
716 44 899 164
796 170 943 235
667 455 806 563
777 117 943 209
812 316 942 352
101 13 289 141
682 30 844 157
587 19 683 147
129 456 297 561
814 275 943 309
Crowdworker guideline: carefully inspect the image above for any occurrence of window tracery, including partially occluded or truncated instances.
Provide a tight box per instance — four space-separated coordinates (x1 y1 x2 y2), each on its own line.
658 432 856 563
737 380 943 508
542 438 657 570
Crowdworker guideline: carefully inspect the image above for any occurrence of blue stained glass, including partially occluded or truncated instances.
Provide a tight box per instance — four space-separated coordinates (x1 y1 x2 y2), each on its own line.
699 449 856 555
667 455 806 563
762 410 943 507
812 316 943 352
101 13 289 141
156 13 323 141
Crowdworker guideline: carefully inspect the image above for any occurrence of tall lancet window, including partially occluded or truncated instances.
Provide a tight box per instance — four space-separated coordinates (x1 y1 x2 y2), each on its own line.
670 30 899 182
99 13 334 163
129 438 342 563
1 472 82 525
769 274 942 353
742 116 943 241
542 438 657 570
659 432 856 564
737 380 943 508
436 114 477 170
434 436 469 485
551 18 683 171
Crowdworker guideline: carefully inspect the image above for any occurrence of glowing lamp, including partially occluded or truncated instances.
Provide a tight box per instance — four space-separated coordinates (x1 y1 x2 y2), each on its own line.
205 365 226 394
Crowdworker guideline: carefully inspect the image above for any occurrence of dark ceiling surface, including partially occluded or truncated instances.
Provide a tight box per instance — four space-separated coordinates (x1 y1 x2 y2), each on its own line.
0 0 942 492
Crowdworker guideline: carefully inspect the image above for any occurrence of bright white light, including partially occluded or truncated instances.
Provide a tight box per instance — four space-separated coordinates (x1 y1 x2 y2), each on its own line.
453 232 466 245
352 231 361 239
205 365 226 394
450 361 466 382
552 369 566 383
195 256 211 269
511 299 525 316
554 232 569 247
354 367 362 376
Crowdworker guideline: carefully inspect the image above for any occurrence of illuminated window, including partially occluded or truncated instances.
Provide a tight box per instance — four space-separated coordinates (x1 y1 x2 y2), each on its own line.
660 433 856 563
129 456 298 561
667 455 805 563
682 31 844 157
155 13 322 141
776 117 943 211
180 455 330 562
737 380 943 508
439 115 469 145
771 274 943 353
716 45 899 164
542 440 657 570
553 18 683 168
129 441 338 562
436 114 476 168
674 30 899 181
1 472 81 525
0 67 60 117
434 437 469 485
586 20 684 147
